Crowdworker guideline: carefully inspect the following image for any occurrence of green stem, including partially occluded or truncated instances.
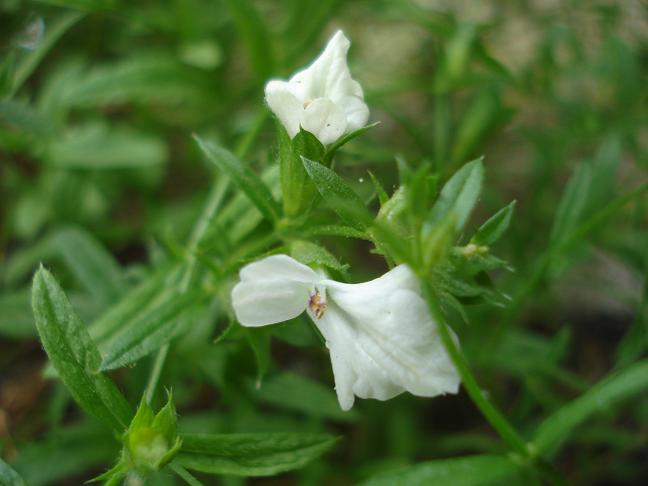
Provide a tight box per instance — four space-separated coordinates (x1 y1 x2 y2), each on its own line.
143 110 268 402
420 279 530 457
144 343 169 404
144 179 228 403
170 463 204 486
179 178 230 290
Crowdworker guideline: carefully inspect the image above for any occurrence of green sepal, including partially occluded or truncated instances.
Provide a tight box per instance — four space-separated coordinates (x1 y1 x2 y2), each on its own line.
88 459 128 485
123 392 182 474
279 126 325 219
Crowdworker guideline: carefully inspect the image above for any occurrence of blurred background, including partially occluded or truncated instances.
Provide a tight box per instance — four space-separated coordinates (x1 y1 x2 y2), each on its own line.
1 0 646 484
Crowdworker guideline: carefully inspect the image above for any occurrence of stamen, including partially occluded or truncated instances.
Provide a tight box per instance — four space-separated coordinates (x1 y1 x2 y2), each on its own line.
308 291 327 319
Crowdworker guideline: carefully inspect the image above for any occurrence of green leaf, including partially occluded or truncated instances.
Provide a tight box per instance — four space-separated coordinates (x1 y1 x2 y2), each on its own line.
254 372 358 422
40 55 208 115
289 240 349 274
0 50 15 98
4 226 127 307
360 454 520 486
534 359 648 456
324 122 381 163
370 219 416 267
302 157 373 230
207 165 281 245
194 135 280 223
48 123 167 170
11 421 117 486
471 200 516 246
0 288 100 340
0 99 53 139
302 224 370 240
421 213 456 270
451 88 503 165
550 163 591 245
0 458 27 486
368 171 389 206
99 287 205 370
427 157 484 232
55 227 127 306
31 266 132 430
10 11 83 97
223 0 274 80
246 327 271 388
583 136 620 214
614 313 647 369
89 267 175 345
176 433 338 476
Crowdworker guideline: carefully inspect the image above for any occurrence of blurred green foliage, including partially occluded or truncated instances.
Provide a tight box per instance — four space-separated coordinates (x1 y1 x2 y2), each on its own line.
1 0 646 484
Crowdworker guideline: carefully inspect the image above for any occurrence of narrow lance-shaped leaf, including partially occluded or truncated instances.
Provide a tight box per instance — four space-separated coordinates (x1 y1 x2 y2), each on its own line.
176 433 338 477
550 163 591 246
3 226 127 308
360 454 521 486
289 240 349 274
10 11 83 97
55 227 127 306
48 123 167 170
11 421 117 486
0 458 27 486
471 200 516 246
302 157 373 230
323 121 381 164
280 127 325 218
254 372 358 422
533 359 648 456
245 327 271 388
99 287 205 371
194 135 280 223
427 157 484 232
31 267 132 431
89 267 173 346
0 288 100 340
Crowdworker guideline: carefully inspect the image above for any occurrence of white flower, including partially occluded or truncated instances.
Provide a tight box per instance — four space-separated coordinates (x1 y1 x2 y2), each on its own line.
231 255 460 411
264 30 370 145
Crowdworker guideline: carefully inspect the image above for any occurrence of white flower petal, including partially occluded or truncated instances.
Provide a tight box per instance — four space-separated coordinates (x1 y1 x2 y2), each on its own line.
312 264 460 408
232 255 320 327
289 30 352 101
239 254 320 284
264 80 302 138
232 280 310 327
265 30 369 145
300 98 347 145
339 95 370 132
231 255 460 411
322 319 357 411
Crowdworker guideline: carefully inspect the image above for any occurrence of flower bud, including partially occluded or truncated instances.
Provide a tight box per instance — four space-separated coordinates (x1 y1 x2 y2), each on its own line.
123 394 182 473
